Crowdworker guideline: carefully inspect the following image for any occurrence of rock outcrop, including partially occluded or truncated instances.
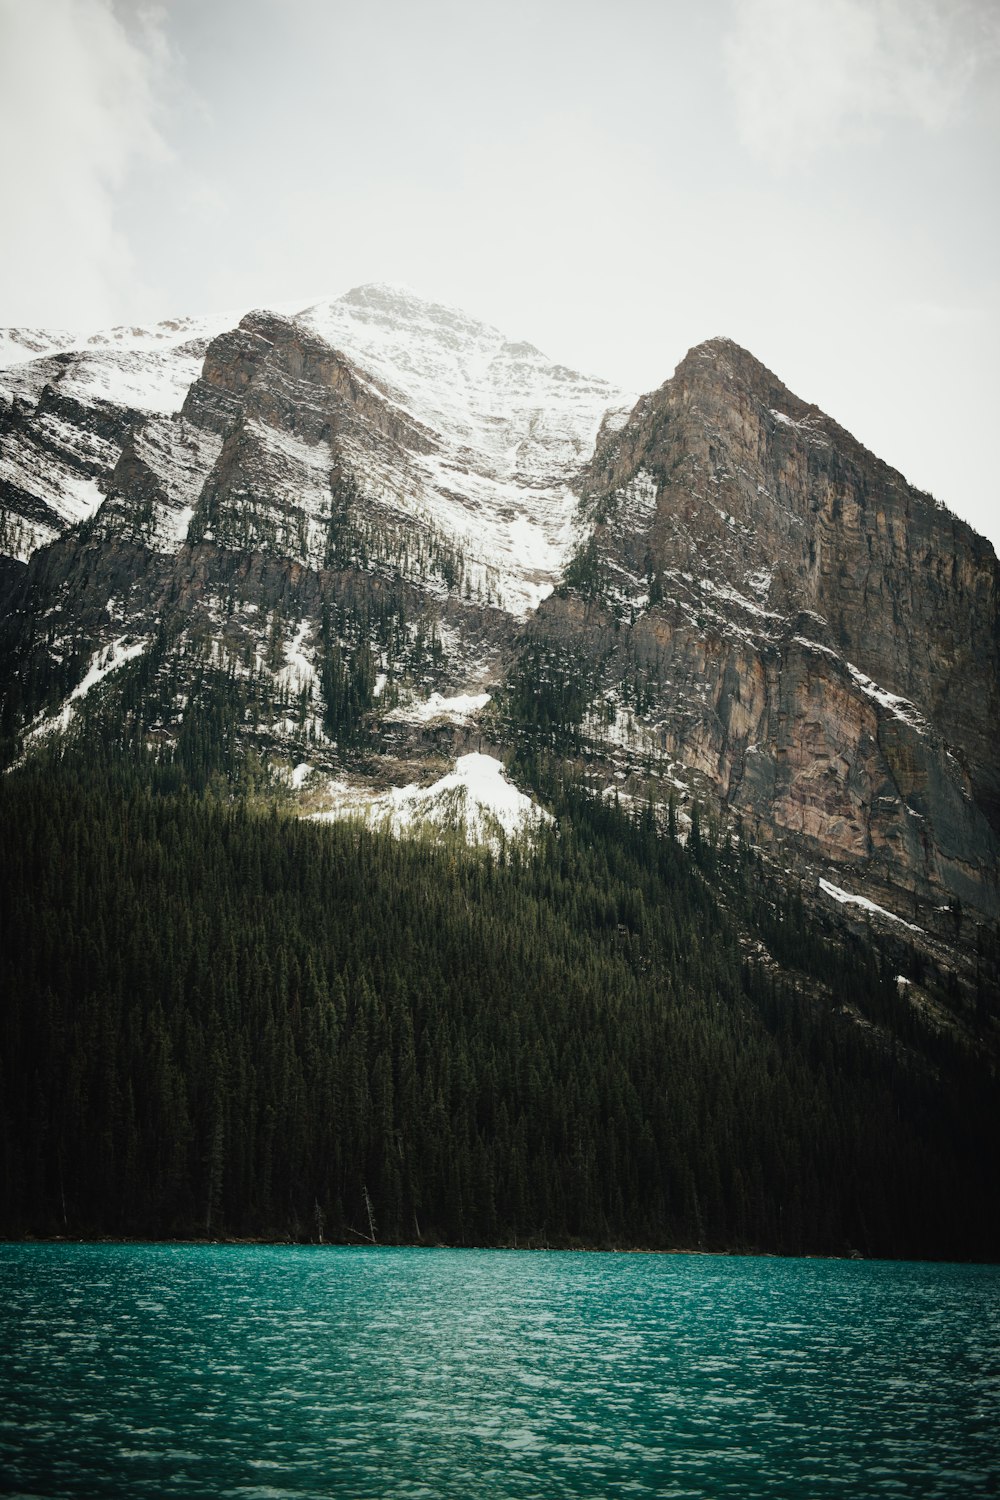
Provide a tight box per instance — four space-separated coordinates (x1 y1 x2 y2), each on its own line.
540 336 1000 917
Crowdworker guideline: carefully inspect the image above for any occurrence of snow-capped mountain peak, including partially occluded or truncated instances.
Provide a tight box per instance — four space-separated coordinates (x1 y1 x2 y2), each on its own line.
0 284 634 612
297 282 628 484
293 282 634 613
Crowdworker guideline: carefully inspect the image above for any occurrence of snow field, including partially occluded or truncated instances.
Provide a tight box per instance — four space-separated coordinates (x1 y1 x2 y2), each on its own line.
312 753 552 852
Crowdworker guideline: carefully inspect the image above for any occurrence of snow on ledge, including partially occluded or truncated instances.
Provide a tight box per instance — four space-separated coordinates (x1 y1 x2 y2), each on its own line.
769 408 828 445
819 878 923 933
792 637 928 735
844 662 929 734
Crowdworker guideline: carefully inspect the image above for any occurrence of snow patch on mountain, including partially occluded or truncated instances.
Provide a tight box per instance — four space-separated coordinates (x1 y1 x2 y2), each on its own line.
312 752 551 850
390 690 492 725
0 436 105 560
19 637 148 756
130 418 224 551
0 328 77 367
276 622 319 694
54 349 205 415
703 574 783 622
819 878 923 932
0 315 224 371
844 661 929 734
793 637 929 734
615 468 658 526
0 313 246 416
297 284 635 616
769 408 828 447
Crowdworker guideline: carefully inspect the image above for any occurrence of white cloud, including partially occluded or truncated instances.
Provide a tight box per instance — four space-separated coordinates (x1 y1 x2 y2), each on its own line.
723 0 999 164
0 0 170 328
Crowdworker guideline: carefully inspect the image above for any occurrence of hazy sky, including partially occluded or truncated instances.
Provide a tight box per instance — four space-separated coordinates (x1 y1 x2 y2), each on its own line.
1 0 998 544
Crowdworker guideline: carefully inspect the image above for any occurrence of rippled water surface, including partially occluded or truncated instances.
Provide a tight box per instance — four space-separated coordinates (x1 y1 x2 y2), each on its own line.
1 1245 998 1497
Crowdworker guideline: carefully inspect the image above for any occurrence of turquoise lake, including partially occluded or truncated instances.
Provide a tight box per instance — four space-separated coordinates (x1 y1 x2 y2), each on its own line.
1 1245 997 1497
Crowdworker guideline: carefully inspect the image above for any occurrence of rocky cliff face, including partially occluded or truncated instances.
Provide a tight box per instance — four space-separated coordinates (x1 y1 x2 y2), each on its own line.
1 294 997 931
540 336 1000 920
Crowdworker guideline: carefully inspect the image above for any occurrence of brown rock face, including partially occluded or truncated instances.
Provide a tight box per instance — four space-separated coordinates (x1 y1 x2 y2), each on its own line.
186 312 437 454
180 312 442 563
551 337 1000 916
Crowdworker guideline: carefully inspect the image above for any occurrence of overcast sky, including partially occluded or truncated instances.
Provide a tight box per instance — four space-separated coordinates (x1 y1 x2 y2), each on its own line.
1 0 998 544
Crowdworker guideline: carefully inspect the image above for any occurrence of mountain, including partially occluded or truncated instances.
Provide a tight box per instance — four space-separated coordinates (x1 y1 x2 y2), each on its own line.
1 284 998 1252
0 284 634 834
2 285 996 925
539 335 1000 924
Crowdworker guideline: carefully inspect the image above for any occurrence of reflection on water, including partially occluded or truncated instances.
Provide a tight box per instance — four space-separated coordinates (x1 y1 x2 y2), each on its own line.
1 1244 997 1497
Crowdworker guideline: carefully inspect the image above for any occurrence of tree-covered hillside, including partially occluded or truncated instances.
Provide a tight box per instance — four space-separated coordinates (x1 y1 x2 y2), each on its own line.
2 750 996 1259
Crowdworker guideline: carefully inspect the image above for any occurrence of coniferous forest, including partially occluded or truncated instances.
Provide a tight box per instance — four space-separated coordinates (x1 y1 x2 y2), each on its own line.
2 742 997 1261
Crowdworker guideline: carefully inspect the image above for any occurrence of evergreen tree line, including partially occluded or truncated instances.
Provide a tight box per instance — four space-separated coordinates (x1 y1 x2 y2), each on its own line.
1 749 996 1259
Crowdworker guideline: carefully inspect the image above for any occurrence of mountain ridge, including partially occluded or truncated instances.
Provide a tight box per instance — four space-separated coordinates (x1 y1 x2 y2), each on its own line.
1 285 998 940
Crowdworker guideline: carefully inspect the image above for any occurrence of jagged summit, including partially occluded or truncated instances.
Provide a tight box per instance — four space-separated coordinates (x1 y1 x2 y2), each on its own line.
317 283 547 363
675 335 814 413
684 333 746 357
0 285 634 608
342 280 420 304
667 334 992 556
295 282 629 475
331 281 504 345
553 317 1000 919
282 283 635 613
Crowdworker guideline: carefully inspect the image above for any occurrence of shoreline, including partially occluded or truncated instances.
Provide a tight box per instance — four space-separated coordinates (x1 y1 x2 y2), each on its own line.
4 1234 980 1263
